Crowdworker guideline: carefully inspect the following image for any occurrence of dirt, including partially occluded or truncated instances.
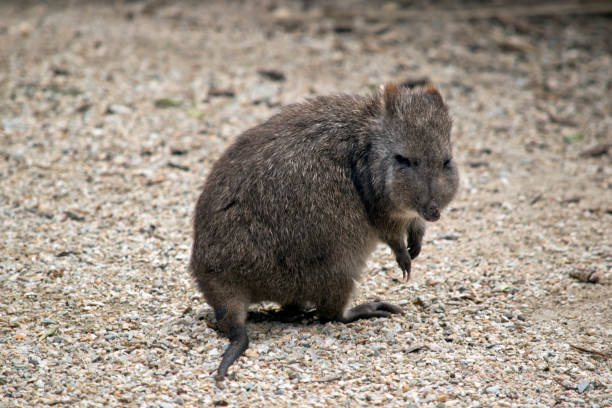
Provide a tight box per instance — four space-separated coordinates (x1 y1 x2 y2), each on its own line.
1 1 610 407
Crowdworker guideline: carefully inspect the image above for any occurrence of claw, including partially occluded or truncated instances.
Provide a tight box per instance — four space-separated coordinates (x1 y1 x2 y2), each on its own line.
396 251 411 281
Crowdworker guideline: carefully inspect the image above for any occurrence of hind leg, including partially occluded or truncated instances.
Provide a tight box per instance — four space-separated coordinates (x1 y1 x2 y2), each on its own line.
342 301 402 322
212 299 249 381
317 281 402 323
320 298 402 323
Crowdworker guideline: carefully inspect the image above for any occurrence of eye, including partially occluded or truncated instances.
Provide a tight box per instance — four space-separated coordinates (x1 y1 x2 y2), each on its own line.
443 159 452 170
395 155 413 167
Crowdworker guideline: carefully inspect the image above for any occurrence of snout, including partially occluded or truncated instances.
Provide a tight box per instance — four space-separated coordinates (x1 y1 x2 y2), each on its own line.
422 204 440 222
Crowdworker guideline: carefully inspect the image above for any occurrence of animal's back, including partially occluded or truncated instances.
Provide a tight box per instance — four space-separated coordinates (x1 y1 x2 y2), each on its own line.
191 98 376 305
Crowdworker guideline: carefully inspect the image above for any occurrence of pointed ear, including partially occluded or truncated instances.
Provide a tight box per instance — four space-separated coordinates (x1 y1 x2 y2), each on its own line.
423 82 445 107
381 82 399 115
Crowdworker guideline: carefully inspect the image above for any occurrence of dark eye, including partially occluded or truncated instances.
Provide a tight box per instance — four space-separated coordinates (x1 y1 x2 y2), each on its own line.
395 155 413 167
443 159 452 170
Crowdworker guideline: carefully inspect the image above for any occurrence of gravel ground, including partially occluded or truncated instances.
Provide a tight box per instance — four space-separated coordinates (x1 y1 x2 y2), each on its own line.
1 1 611 407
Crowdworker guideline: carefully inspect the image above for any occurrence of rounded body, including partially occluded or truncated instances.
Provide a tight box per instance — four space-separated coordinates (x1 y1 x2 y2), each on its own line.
189 84 458 379
190 96 380 310
192 119 376 305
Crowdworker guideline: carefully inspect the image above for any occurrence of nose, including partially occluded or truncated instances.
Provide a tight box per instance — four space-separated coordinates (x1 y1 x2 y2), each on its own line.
423 204 440 222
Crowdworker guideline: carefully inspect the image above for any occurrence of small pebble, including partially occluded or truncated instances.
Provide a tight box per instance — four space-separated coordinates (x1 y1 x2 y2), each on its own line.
485 386 499 395
576 381 590 394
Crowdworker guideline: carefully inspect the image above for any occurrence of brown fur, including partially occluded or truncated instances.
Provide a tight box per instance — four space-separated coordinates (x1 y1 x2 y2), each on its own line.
190 82 459 380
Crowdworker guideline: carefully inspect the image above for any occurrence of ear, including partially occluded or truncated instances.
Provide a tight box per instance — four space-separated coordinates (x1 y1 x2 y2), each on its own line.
423 82 445 107
381 82 399 115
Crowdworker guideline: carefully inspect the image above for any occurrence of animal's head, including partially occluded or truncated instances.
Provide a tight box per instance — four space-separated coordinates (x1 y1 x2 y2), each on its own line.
372 82 459 221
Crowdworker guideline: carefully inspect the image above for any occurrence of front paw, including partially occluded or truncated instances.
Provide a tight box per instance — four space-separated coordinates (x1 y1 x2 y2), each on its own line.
408 241 421 260
396 251 412 280
407 219 425 260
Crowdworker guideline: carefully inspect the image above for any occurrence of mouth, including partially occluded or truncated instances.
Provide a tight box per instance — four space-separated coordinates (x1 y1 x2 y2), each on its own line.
422 213 440 222
421 205 441 222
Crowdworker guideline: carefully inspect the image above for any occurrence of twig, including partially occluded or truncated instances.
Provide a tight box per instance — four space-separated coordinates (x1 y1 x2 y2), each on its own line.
307 3 612 23
301 374 343 383
553 377 574 391
568 269 601 284
494 16 546 35
530 193 544 205
561 195 582 204
579 141 612 158
167 162 190 171
405 343 428 353
64 210 85 221
26 207 54 219
547 110 578 127
569 344 612 359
